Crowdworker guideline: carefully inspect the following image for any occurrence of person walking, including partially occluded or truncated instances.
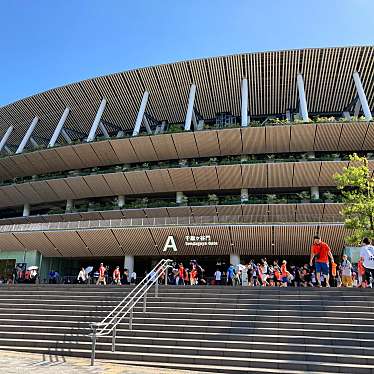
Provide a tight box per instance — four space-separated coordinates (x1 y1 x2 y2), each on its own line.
96 263 106 285
360 238 374 288
280 260 289 287
340 255 353 287
113 266 121 285
178 263 186 285
310 235 334 287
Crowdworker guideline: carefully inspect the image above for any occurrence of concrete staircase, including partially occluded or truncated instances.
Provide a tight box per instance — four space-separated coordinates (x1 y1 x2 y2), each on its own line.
0 285 374 373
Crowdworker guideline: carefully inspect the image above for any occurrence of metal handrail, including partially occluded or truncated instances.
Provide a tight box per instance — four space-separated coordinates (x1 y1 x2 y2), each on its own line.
89 258 172 365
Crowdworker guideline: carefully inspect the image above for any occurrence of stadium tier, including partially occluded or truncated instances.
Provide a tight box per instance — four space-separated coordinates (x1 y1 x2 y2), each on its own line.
0 45 373 279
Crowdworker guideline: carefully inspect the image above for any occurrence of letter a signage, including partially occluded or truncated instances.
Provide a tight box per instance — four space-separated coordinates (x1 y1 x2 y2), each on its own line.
163 235 177 252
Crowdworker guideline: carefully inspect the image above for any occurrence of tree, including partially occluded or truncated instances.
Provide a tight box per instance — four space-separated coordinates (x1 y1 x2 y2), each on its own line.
334 153 374 244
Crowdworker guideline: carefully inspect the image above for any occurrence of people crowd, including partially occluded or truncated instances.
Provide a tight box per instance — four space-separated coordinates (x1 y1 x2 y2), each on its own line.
61 235 374 287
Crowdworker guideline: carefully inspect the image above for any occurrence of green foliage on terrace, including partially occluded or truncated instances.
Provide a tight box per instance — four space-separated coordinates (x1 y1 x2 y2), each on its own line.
0 151 370 188
335 154 374 245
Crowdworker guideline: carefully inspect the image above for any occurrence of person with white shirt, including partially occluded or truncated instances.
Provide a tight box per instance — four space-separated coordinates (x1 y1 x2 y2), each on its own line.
77 267 87 284
360 237 374 288
214 269 222 285
131 271 137 284
340 254 353 287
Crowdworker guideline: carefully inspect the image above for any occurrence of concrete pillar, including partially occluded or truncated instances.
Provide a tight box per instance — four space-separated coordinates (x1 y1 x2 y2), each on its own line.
176 192 185 204
61 129 72 144
296 73 309 122
16 117 39 154
160 121 167 133
241 188 249 203
241 79 249 127
342 111 351 120
311 186 320 200
87 98 107 142
0 126 14 152
118 195 125 209
48 107 70 147
23 203 30 217
133 91 149 137
353 71 373 121
124 255 134 277
307 152 315 159
66 199 74 213
286 110 292 122
230 253 240 266
98 121 110 139
184 84 196 131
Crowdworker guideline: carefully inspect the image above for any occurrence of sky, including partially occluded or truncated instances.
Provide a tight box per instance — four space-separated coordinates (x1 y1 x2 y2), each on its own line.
0 0 373 106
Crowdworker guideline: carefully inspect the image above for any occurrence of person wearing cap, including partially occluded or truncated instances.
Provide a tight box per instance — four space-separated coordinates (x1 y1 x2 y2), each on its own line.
96 263 106 285
310 235 334 287
113 266 121 285
340 254 353 287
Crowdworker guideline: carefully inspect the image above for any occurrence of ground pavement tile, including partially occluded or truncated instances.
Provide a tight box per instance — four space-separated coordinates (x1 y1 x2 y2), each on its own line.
0 350 206 374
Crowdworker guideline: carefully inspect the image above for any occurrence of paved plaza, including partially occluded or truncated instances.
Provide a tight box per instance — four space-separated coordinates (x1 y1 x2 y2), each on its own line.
0 350 204 374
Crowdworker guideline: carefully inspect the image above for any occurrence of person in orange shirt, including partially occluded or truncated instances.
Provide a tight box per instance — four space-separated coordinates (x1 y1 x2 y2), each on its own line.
310 235 334 287
280 260 289 287
331 262 337 287
190 265 198 285
357 258 366 287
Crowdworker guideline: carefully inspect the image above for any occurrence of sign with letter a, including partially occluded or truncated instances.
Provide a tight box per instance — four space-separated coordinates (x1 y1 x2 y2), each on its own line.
163 236 177 252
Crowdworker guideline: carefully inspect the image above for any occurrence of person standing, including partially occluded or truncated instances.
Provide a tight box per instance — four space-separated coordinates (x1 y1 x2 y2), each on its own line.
113 266 121 285
96 263 106 285
357 258 365 287
77 267 87 284
178 263 186 285
360 238 374 288
340 255 353 287
310 235 334 287
214 268 222 285
130 270 137 284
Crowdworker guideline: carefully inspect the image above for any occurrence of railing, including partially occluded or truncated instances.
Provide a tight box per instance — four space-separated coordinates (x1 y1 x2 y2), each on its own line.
0 214 345 233
89 258 172 366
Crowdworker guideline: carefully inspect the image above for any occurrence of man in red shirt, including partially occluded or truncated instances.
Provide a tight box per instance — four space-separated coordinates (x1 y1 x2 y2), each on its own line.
310 235 334 287
96 263 106 285
113 266 121 285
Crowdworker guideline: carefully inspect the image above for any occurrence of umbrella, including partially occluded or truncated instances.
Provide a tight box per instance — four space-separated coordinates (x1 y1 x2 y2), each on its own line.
85 266 94 274
27 266 38 271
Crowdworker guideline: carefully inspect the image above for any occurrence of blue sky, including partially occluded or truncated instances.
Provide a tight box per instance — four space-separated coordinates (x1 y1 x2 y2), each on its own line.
1 0 373 106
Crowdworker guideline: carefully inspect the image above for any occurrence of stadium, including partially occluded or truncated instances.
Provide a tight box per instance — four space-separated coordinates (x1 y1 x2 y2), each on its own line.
0 45 373 280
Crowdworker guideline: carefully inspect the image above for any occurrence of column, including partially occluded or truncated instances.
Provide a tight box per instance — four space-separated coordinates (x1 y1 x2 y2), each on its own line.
48 107 70 147
132 91 149 137
240 188 249 203
353 71 373 121
23 203 30 217
176 192 185 204
16 117 39 154
66 199 74 213
184 84 196 131
230 253 240 266
0 126 14 152
241 79 249 127
124 255 134 278
87 98 107 142
296 73 309 122
311 186 320 200
118 195 125 209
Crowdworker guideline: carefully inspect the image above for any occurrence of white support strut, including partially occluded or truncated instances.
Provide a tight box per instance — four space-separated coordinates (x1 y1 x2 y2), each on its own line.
16 117 39 154
133 91 149 137
48 107 70 147
241 79 249 127
296 73 309 122
353 71 372 121
87 98 107 142
0 126 14 152
184 84 196 131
